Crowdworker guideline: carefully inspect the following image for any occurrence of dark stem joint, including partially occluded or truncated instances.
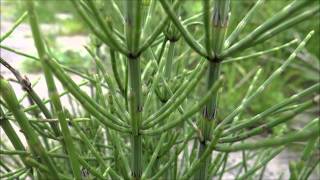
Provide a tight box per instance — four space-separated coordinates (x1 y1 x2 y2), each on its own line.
128 52 141 59
213 56 222 63
200 139 206 146
160 98 168 104
126 16 133 27
166 35 180 43
21 76 32 92
212 4 230 28
202 107 216 120
207 56 222 63
137 105 143 112
131 172 142 179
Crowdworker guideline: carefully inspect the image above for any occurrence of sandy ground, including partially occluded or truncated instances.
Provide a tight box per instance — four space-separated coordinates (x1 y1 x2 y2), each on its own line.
1 18 319 180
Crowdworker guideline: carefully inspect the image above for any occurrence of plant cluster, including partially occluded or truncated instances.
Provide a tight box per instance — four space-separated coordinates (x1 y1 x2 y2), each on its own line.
0 0 319 180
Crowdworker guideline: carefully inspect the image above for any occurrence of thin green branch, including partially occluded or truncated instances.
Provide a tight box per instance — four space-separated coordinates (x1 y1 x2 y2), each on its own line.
159 0 207 57
224 0 264 48
221 0 311 58
215 120 319 152
223 39 298 64
0 11 28 42
0 78 60 179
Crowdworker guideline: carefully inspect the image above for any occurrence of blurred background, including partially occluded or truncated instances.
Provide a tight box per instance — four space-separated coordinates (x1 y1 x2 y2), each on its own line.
1 0 319 179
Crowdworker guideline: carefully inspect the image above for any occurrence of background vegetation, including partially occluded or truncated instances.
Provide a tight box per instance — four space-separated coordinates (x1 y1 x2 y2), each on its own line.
0 0 319 179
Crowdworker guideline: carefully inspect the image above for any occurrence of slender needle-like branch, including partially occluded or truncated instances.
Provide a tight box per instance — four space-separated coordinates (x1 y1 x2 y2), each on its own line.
0 11 28 42
159 0 207 57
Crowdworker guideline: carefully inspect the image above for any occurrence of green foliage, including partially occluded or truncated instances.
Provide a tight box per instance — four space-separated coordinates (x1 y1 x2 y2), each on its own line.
20 59 42 73
0 0 319 180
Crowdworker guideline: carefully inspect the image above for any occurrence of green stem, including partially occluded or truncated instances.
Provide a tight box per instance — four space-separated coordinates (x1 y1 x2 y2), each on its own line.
0 57 60 136
224 0 264 48
0 106 27 167
220 99 315 143
218 31 314 128
196 1 230 179
26 0 81 178
128 59 143 179
221 0 311 58
0 44 99 83
223 39 298 64
163 41 176 100
125 1 143 179
110 49 125 95
223 82 319 136
196 62 221 180
71 0 128 55
238 147 284 180
215 119 319 152
44 57 131 132
0 168 27 179
141 76 223 135
143 62 207 128
0 78 59 179
211 0 230 57
202 0 213 58
138 0 180 54
253 6 319 45
0 11 28 42
159 0 207 57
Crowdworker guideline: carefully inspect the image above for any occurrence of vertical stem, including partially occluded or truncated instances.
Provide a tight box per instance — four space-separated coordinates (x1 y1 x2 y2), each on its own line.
0 106 27 166
162 0 180 102
211 0 230 57
202 0 213 58
128 59 143 179
163 41 176 100
196 1 230 179
126 0 143 179
164 42 175 81
25 0 81 178
196 62 220 180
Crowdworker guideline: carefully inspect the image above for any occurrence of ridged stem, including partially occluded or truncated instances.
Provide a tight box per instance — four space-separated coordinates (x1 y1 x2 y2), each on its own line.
196 62 220 180
214 119 319 152
0 11 28 42
223 83 319 136
220 99 315 143
71 0 128 55
25 0 81 178
0 78 59 179
0 57 60 136
253 6 320 45
196 1 230 179
138 0 180 54
128 59 143 179
125 0 143 179
0 106 28 167
211 0 230 57
159 0 207 57
202 0 213 58
163 40 176 100
44 57 130 132
224 0 264 48
221 0 312 58
110 49 125 96
141 76 223 135
218 31 314 128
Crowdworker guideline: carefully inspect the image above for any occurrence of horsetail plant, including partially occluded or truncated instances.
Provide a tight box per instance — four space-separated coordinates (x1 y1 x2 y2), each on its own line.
0 0 319 179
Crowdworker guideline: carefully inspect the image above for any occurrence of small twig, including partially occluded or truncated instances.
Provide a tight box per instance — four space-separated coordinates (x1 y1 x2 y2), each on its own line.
0 57 32 92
